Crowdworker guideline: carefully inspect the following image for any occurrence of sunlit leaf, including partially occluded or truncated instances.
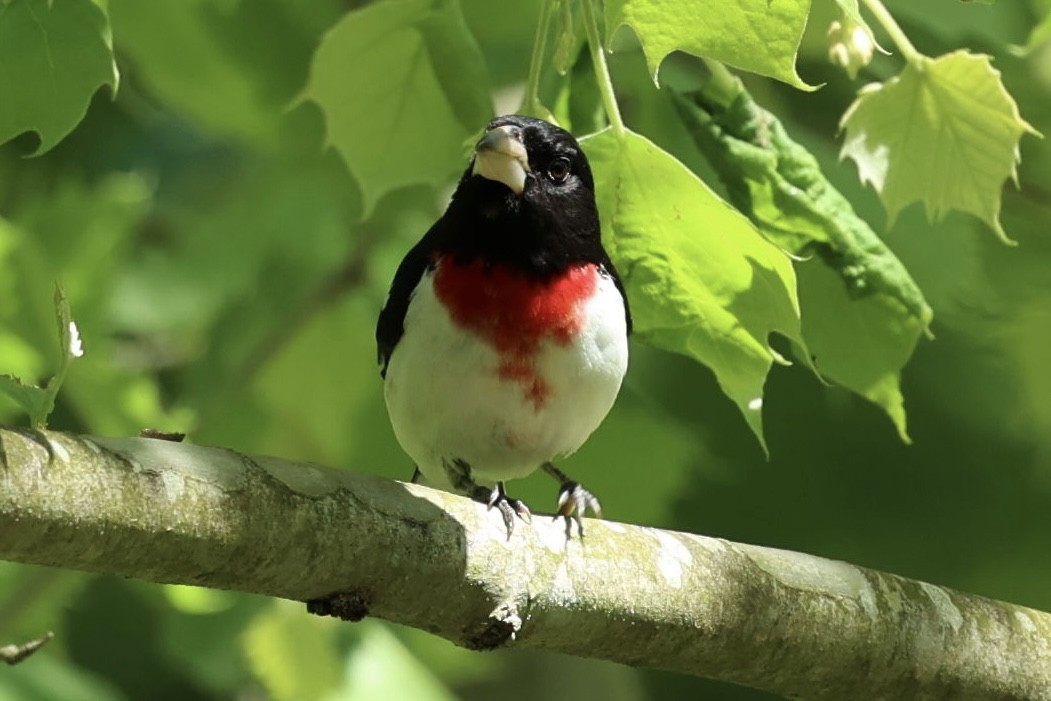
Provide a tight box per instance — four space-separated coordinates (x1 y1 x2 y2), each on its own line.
605 0 813 89
334 622 457 701
0 374 50 427
163 585 239 615
1014 9 1051 54
673 89 932 440
109 0 269 140
109 0 349 142
0 0 118 153
840 50 1038 243
584 128 803 448
242 601 343 701
796 261 925 441
304 0 493 216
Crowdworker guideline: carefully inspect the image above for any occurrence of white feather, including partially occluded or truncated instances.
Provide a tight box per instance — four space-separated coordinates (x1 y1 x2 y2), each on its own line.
384 267 628 489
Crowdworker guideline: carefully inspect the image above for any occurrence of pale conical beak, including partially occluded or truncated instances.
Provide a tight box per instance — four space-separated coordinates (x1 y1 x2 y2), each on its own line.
472 125 529 194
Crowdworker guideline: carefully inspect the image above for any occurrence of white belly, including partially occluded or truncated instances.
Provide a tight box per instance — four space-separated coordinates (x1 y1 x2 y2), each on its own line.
383 267 628 489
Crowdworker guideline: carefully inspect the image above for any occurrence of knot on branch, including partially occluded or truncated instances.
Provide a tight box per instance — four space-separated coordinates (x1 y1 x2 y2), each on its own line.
306 591 370 622
467 602 523 650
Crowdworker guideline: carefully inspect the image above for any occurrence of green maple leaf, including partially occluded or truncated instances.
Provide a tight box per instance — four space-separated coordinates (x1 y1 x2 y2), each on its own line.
107 0 282 140
673 89 932 441
796 261 926 442
604 0 814 89
1015 9 1051 54
303 0 492 217
840 50 1038 243
584 128 803 448
0 0 118 153
243 602 343 701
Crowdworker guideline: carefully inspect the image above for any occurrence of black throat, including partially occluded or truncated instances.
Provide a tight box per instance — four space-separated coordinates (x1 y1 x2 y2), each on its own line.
433 173 607 280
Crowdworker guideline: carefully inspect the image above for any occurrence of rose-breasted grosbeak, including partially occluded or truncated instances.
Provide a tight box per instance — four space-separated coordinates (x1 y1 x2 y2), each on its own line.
377 115 630 536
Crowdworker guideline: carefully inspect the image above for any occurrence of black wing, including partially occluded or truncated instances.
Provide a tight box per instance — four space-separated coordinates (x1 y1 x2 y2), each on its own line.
376 235 437 378
600 253 632 336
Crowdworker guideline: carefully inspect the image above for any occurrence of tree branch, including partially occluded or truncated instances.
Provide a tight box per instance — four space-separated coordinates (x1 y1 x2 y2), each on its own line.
0 428 1048 699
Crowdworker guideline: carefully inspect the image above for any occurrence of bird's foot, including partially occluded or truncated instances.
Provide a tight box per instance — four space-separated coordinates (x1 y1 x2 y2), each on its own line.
473 482 531 538
543 462 602 538
555 481 603 537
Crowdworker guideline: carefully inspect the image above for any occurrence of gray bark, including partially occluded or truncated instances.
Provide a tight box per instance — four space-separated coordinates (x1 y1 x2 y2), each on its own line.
0 428 1048 700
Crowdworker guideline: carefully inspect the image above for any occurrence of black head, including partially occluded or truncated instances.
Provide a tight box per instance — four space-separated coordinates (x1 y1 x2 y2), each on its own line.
471 114 596 197
439 115 604 276
376 116 630 370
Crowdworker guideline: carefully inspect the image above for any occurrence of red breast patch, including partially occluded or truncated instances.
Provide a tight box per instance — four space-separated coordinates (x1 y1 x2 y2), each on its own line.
433 259 598 410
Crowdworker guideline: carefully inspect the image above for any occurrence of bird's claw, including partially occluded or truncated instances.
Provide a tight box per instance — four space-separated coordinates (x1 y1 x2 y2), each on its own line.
555 481 602 537
481 483 531 538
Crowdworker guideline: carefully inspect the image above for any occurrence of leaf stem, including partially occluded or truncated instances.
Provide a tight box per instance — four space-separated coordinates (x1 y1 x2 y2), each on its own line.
861 0 920 64
700 58 743 108
522 0 557 117
581 0 625 135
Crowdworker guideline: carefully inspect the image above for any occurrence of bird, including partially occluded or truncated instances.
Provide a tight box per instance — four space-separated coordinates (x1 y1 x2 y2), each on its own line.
376 114 630 537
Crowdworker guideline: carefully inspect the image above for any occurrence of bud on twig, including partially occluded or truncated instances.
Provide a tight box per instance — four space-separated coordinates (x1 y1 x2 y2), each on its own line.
828 19 875 79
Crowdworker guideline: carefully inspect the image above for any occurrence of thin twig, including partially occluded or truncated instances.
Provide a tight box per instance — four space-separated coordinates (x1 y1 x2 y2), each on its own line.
0 632 54 665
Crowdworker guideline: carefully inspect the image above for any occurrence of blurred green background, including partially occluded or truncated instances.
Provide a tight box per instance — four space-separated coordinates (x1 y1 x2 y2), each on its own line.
1 0 1050 698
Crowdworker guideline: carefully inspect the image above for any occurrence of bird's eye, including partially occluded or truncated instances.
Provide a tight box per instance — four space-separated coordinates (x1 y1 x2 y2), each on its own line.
547 157 571 184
